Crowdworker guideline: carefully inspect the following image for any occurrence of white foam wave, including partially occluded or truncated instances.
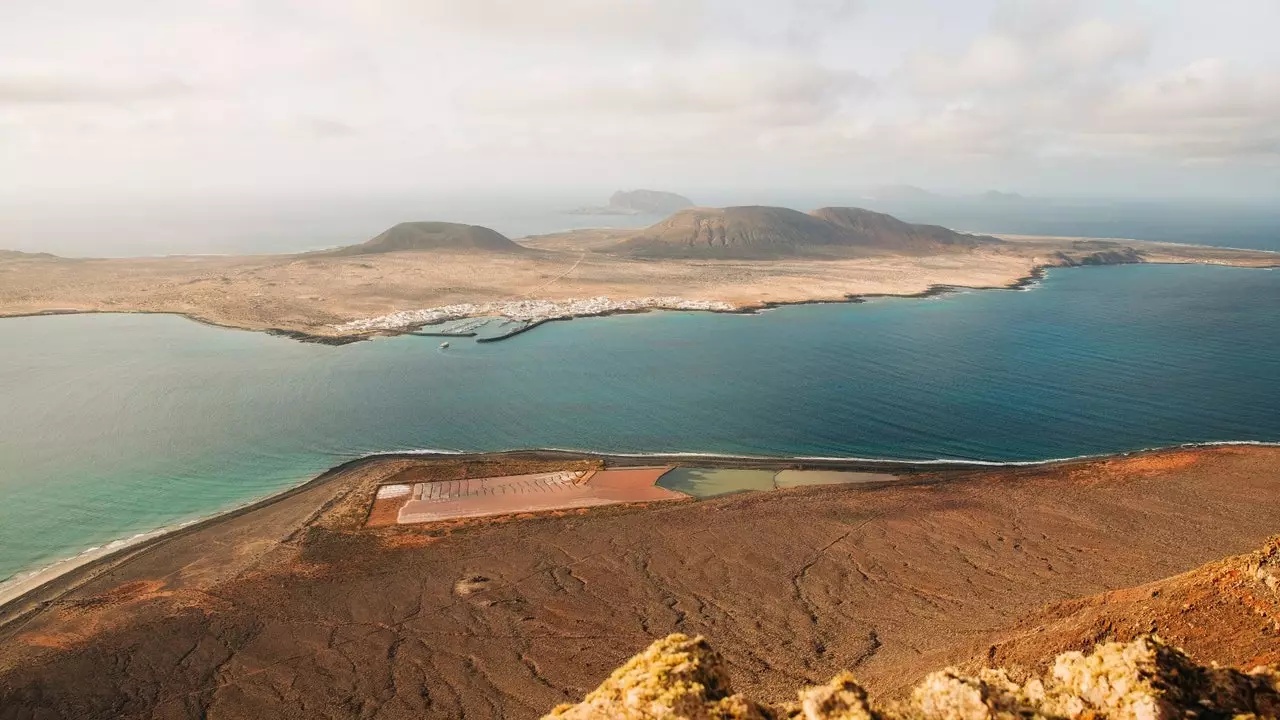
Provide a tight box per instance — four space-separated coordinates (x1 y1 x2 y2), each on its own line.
535 441 1280 468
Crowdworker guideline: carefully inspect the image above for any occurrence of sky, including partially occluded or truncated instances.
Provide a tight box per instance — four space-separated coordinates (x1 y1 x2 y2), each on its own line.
3 0 1280 201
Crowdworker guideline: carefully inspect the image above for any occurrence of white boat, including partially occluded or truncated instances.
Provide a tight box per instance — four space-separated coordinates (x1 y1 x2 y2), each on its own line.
440 341 450 349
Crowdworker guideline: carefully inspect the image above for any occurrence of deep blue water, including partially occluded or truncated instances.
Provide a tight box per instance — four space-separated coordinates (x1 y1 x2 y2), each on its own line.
1 264 1278 582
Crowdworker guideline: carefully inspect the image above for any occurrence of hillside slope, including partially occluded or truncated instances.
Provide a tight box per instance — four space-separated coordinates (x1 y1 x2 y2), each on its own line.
548 536 1280 718
983 535 1280 673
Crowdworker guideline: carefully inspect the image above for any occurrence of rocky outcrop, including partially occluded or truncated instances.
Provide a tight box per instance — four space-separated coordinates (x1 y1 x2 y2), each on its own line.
544 634 1280 719
1052 247 1145 267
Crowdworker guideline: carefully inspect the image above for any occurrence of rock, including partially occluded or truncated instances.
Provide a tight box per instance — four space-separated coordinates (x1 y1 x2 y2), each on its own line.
543 633 773 720
545 635 1280 720
794 673 878 720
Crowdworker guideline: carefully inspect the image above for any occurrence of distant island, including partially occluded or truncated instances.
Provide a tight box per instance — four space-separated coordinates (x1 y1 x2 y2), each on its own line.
566 189 695 216
1 203 1276 343
864 184 1033 205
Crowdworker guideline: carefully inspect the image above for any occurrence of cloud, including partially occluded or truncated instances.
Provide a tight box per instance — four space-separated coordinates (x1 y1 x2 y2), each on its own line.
453 52 872 143
1080 59 1280 161
351 0 706 43
904 12 1147 96
2 0 1278 197
0 73 193 105
297 116 359 137
576 56 860 120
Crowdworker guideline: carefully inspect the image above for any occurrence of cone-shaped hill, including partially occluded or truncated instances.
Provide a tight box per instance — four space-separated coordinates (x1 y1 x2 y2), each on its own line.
328 221 527 256
613 205 999 258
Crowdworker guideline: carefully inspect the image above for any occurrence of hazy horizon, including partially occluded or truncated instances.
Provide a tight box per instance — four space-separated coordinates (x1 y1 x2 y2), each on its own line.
5 0 1280 206
4 188 1279 257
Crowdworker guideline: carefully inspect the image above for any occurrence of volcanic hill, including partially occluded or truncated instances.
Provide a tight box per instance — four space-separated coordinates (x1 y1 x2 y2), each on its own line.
613 205 998 258
327 221 526 256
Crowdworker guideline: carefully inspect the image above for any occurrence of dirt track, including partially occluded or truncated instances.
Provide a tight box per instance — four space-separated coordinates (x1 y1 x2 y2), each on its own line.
1 447 1278 719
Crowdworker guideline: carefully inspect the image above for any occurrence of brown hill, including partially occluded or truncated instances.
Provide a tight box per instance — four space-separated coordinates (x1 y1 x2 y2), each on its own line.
613 205 997 258
811 206 996 251
328 221 526 256
615 206 850 258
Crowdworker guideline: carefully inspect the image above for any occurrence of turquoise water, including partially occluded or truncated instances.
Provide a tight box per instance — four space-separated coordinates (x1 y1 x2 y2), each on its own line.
2 264 1279 581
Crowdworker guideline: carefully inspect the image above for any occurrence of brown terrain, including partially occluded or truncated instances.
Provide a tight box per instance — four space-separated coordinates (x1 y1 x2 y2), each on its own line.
1 205 1276 341
1 446 1278 719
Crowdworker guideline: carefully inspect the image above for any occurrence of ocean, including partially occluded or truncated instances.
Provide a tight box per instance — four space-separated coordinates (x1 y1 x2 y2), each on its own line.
1 263 1278 584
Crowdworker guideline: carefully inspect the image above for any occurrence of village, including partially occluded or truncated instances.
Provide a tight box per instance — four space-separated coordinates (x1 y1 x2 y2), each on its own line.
330 295 739 335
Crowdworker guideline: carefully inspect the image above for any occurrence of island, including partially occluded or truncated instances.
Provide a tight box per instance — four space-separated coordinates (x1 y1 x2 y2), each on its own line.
565 188 695 216
1 204 1276 344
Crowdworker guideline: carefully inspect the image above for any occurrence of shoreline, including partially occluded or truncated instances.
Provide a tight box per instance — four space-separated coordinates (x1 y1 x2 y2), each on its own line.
0 261 1149 345
5 258 1273 346
4 440 1278 619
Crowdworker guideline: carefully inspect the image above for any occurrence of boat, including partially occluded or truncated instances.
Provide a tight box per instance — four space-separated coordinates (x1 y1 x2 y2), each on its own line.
440 341 450 349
